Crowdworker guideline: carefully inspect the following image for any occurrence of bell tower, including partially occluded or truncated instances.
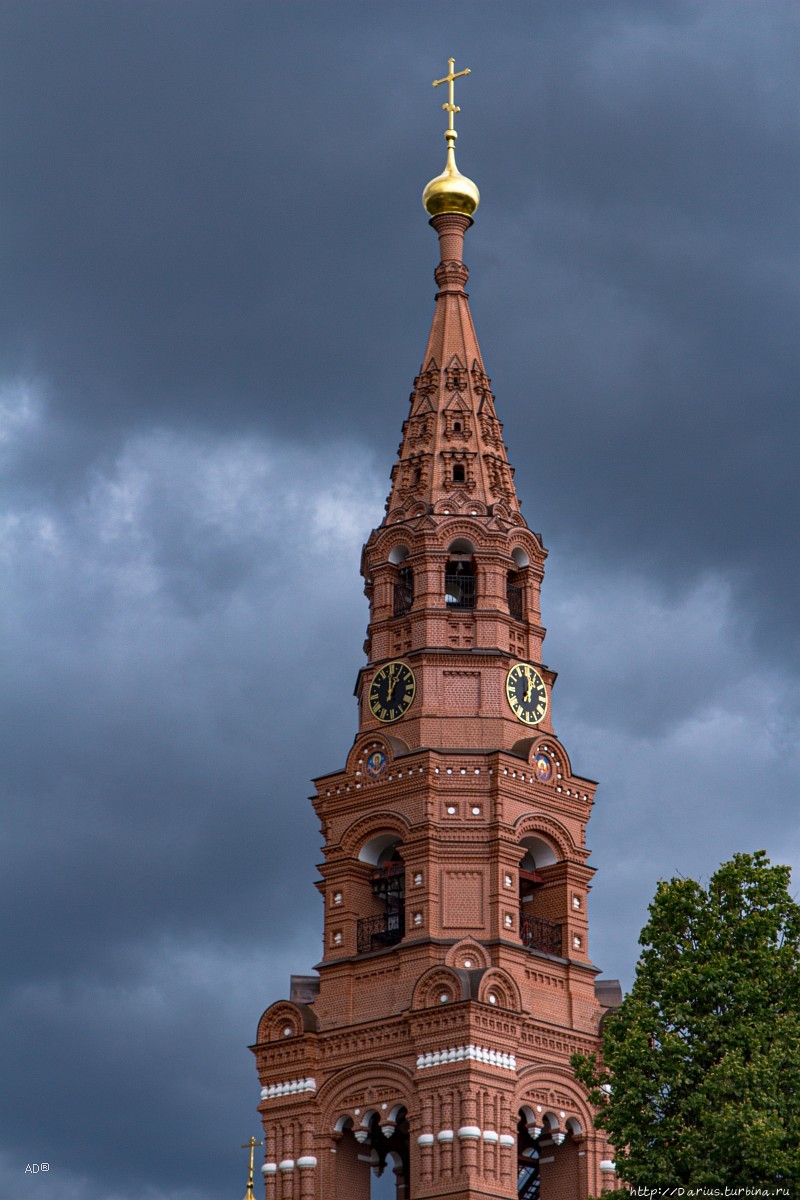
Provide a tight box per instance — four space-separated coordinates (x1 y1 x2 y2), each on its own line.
251 61 619 1200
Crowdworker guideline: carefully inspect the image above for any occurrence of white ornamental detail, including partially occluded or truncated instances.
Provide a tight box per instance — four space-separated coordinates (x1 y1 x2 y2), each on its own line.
416 1045 516 1072
260 1077 317 1100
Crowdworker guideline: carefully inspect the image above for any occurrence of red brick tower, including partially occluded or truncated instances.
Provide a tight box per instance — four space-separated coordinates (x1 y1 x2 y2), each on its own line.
251 62 619 1200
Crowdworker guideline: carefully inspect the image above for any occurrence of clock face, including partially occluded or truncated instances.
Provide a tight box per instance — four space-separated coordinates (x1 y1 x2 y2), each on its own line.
368 661 416 723
505 662 548 726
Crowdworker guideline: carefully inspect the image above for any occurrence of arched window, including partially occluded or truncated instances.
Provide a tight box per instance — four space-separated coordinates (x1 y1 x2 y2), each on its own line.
517 1109 541 1199
452 463 466 484
507 570 524 621
508 549 528 621
445 539 476 609
394 566 413 616
518 837 561 956
357 839 405 954
390 546 414 616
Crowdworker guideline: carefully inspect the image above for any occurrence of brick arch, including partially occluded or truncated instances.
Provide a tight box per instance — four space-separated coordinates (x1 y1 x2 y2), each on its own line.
444 938 491 971
427 516 495 549
514 1063 594 1135
509 734 573 780
367 525 429 564
345 733 399 777
339 809 413 860
507 530 544 562
384 497 428 523
316 1061 415 1133
256 999 315 1044
512 811 576 862
476 967 522 1013
410 964 469 1010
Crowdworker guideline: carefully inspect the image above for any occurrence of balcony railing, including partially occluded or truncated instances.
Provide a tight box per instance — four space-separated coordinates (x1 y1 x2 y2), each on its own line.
507 584 524 622
445 573 476 609
520 916 562 956
393 582 413 616
357 909 405 954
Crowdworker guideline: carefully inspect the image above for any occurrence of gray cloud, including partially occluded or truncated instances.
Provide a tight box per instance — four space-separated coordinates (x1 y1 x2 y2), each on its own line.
2 2 798 1197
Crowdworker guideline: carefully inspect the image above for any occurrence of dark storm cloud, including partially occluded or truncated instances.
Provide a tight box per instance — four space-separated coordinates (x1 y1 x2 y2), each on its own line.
2 3 799 1198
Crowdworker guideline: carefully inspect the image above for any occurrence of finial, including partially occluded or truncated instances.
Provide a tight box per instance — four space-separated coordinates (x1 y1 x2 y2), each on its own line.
422 57 480 218
240 1136 264 1200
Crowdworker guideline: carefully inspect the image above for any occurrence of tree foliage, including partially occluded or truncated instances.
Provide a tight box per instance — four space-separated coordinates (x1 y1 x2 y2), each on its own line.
573 851 800 1188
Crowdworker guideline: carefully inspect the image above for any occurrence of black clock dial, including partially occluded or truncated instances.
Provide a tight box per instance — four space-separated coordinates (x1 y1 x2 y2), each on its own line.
505 662 548 726
368 661 416 723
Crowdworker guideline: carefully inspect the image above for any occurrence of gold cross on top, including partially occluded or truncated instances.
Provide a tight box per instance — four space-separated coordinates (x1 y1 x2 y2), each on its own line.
240 1136 264 1200
432 57 471 135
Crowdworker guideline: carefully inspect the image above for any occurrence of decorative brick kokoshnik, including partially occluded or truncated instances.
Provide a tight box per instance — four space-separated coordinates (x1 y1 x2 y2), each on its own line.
250 195 619 1196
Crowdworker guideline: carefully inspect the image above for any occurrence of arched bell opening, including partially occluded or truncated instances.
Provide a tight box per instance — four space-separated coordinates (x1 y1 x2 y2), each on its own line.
517 1108 541 1199
389 545 414 616
356 837 405 954
445 538 476 610
508 547 529 621
368 1107 410 1199
518 836 562 957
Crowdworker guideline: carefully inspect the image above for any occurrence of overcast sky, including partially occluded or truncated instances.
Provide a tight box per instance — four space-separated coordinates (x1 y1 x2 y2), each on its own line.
2 3 799 1198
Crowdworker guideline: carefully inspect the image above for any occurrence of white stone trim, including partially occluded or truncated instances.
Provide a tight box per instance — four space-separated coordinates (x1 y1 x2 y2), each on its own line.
601 1159 617 1172
297 1156 317 1169
416 1045 516 1071
457 1126 481 1140
482 1130 499 1143
499 1134 516 1148
262 1163 277 1176
261 1077 317 1100
278 1159 295 1172
417 1134 435 1147
436 1129 454 1142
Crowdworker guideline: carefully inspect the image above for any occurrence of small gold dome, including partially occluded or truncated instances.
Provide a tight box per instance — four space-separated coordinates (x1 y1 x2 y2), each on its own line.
422 143 480 218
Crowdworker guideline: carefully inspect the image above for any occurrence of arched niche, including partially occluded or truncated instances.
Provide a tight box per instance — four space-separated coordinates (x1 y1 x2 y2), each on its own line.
358 833 404 866
519 835 558 871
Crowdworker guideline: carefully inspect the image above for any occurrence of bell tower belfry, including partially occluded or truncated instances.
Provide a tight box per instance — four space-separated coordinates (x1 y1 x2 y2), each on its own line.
251 62 619 1200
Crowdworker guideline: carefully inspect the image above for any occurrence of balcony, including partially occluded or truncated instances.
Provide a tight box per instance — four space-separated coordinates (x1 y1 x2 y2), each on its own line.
520 915 562 956
357 909 405 954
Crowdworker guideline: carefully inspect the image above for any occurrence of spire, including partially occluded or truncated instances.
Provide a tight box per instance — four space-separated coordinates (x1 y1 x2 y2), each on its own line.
385 61 520 522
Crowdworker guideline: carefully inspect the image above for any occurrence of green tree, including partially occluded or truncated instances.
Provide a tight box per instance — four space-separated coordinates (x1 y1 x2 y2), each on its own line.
573 851 800 1188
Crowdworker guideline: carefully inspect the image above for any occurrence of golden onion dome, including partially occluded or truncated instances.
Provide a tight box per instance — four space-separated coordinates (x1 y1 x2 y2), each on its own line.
422 137 480 218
